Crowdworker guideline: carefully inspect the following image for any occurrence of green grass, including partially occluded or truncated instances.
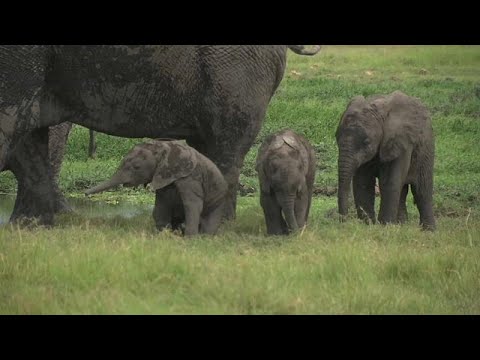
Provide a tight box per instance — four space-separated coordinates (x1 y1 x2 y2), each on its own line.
1 45 479 314
1 197 479 314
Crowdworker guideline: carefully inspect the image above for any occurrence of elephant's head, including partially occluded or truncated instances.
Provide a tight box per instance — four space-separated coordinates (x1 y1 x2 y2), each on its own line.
257 132 310 232
85 140 197 195
335 95 386 217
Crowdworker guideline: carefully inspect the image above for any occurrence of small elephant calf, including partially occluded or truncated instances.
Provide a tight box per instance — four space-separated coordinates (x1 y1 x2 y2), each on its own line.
256 129 316 235
336 91 436 231
85 140 228 236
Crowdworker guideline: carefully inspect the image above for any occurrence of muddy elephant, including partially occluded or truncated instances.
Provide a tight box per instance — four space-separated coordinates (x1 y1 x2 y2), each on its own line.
336 91 436 231
85 140 228 236
256 129 316 235
0 45 321 226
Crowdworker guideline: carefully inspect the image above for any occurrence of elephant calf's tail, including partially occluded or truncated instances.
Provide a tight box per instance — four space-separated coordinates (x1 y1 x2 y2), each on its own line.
287 45 322 56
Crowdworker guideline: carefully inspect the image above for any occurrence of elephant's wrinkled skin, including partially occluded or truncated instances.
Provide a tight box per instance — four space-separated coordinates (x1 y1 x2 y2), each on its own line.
85 140 228 236
256 129 316 235
336 91 436 231
0 45 321 225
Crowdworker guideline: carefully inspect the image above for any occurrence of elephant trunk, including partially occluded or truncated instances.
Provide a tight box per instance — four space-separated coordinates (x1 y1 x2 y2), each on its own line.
288 45 322 56
338 154 357 219
85 174 124 196
280 194 298 233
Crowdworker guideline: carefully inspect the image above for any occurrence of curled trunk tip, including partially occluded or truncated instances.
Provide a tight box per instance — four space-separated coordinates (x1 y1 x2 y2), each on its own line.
288 45 322 56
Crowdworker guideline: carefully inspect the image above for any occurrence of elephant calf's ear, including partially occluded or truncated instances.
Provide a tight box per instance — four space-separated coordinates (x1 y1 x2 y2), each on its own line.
151 143 198 190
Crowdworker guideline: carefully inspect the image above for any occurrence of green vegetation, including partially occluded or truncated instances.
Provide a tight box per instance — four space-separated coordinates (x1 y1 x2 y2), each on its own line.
1 46 479 314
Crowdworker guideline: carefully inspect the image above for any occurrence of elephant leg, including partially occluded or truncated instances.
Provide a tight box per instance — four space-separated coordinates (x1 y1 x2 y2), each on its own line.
260 192 288 235
411 180 435 231
182 198 203 236
7 128 57 226
397 184 409 224
175 180 203 236
153 187 175 231
378 153 411 225
88 129 97 159
199 202 225 235
48 122 74 213
352 166 376 224
171 198 186 232
203 106 264 221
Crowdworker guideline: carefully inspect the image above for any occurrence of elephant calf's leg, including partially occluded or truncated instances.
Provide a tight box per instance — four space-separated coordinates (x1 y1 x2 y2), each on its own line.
200 202 225 235
353 168 376 224
260 192 288 235
397 184 409 224
153 186 181 231
411 183 436 231
378 155 411 225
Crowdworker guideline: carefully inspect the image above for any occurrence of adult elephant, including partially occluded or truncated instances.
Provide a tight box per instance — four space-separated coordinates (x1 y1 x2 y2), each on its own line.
0 45 321 225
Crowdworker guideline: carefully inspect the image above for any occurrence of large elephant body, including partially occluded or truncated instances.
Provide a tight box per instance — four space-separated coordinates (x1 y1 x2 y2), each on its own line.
0 45 321 225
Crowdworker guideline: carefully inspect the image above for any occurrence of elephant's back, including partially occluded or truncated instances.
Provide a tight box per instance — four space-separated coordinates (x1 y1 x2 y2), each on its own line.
0 45 50 104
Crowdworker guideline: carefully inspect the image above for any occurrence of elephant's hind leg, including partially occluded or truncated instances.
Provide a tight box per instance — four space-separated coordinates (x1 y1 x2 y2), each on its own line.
199 202 225 235
411 182 436 231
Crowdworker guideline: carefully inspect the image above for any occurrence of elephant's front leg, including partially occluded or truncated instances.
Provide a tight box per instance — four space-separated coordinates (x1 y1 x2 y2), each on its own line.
153 186 178 231
48 122 74 213
378 153 411 225
352 165 376 224
260 192 288 235
7 128 57 225
187 138 239 222
175 179 204 236
397 184 409 224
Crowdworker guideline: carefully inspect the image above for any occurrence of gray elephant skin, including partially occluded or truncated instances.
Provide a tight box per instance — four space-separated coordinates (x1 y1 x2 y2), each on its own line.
85 140 228 236
336 91 436 231
0 45 321 226
256 129 316 235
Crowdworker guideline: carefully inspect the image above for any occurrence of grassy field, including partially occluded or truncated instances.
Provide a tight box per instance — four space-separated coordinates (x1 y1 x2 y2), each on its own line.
1 45 479 314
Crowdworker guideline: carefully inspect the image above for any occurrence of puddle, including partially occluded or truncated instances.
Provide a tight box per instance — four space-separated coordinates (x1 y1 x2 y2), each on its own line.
0 194 152 225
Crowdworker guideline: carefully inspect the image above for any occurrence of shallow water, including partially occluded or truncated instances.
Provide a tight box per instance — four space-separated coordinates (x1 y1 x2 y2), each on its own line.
0 194 152 225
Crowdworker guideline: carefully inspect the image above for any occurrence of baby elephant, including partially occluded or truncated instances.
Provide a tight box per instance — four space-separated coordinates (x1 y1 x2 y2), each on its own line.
85 140 228 236
256 129 316 235
336 91 435 231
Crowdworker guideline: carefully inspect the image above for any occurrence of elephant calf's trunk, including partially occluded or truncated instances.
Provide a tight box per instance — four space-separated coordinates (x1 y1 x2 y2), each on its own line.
85 178 122 196
280 196 299 233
